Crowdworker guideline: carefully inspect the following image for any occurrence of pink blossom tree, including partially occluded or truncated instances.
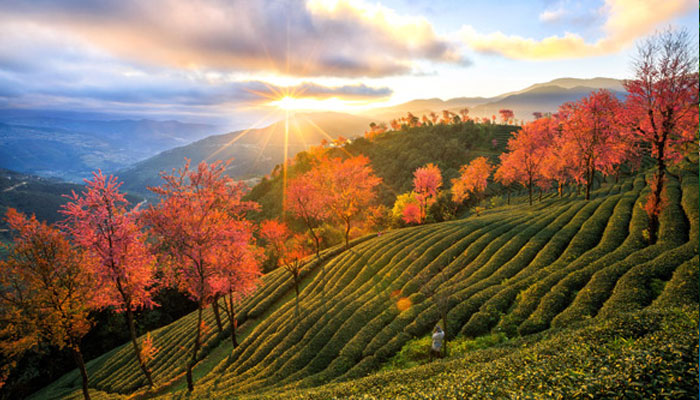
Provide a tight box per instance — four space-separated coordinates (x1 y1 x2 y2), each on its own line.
61 171 157 387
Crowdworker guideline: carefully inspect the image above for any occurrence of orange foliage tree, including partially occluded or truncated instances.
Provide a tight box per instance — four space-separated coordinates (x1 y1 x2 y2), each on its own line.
316 155 382 248
451 157 494 215
496 118 554 205
261 220 312 317
0 210 96 400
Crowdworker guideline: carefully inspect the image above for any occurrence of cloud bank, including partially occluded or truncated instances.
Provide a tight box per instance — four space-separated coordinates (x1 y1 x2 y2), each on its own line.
0 0 465 78
460 0 694 60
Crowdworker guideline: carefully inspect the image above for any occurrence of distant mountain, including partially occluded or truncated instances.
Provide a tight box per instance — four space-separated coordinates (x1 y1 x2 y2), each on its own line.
470 84 627 120
118 111 373 196
0 113 217 182
495 77 625 98
364 77 625 122
367 97 488 122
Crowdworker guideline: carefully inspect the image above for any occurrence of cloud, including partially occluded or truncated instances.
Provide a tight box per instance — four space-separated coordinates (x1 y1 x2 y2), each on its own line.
539 8 566 23
0 0 466 78
0 58 392 108
461 0 694 60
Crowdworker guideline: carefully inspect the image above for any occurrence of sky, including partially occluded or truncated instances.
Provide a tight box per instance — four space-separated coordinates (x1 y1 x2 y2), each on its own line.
0 0 696 129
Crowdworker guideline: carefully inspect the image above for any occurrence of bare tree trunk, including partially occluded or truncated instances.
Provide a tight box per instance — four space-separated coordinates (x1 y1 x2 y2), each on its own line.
585 167 594 200
227 294 238 348
558 182 563 198
648 141 667 244
528 178 533 206
507 188 511 205
212 295 223 334
126 305 154 387
186 305 203 392
310 229 321 259
72 347 91 400
344 219 351 250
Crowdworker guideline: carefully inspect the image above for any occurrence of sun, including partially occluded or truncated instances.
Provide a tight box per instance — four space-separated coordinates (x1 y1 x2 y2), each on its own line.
271 96 300 110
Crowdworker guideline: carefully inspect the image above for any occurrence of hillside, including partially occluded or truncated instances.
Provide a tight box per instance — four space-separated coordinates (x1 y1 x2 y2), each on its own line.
246 121 519 220
0 169 142 242
29 162 699 399
117 111 373 197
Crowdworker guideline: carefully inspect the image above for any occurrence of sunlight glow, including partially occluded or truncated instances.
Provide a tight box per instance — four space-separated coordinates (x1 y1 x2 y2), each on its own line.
268 95 373 112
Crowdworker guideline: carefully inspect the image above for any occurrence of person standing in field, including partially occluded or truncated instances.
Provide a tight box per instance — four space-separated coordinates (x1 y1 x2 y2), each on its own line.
430 326 445 360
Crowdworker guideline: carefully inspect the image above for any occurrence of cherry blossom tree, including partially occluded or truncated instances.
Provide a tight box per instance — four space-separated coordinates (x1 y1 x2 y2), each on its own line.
559 90 631 200
143 159 259 392
623 28 699 242
217 227 262 348
412 163 443 222
286 170 329 258
61 171 157 387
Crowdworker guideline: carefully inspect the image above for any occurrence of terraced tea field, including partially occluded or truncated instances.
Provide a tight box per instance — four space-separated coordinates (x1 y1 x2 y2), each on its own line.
31 170 698 400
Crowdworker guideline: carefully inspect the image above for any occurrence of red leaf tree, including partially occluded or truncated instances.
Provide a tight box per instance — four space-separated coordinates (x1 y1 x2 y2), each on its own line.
541 130 580 198
61 171 157 387
559 90 631 200
0 210 96 400
143 159 260 392
496 118 555 205
402 202 422 224
217 225 262 348
623 28 699 243
413 163 443 222
261 220 312 317
451 156 494 215
494 155 519 205
499 109 514 124
391 192 422 224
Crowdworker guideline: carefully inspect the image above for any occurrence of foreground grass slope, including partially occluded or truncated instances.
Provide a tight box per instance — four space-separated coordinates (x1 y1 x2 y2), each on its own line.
32 167 698 400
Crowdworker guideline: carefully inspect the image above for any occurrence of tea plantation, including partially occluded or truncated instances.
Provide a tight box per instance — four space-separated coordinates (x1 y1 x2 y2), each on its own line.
30 168 698 399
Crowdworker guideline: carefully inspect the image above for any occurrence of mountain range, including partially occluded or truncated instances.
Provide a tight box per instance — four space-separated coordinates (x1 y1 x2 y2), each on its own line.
0 113 217 182
1 77 626 196
367 77 625 121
